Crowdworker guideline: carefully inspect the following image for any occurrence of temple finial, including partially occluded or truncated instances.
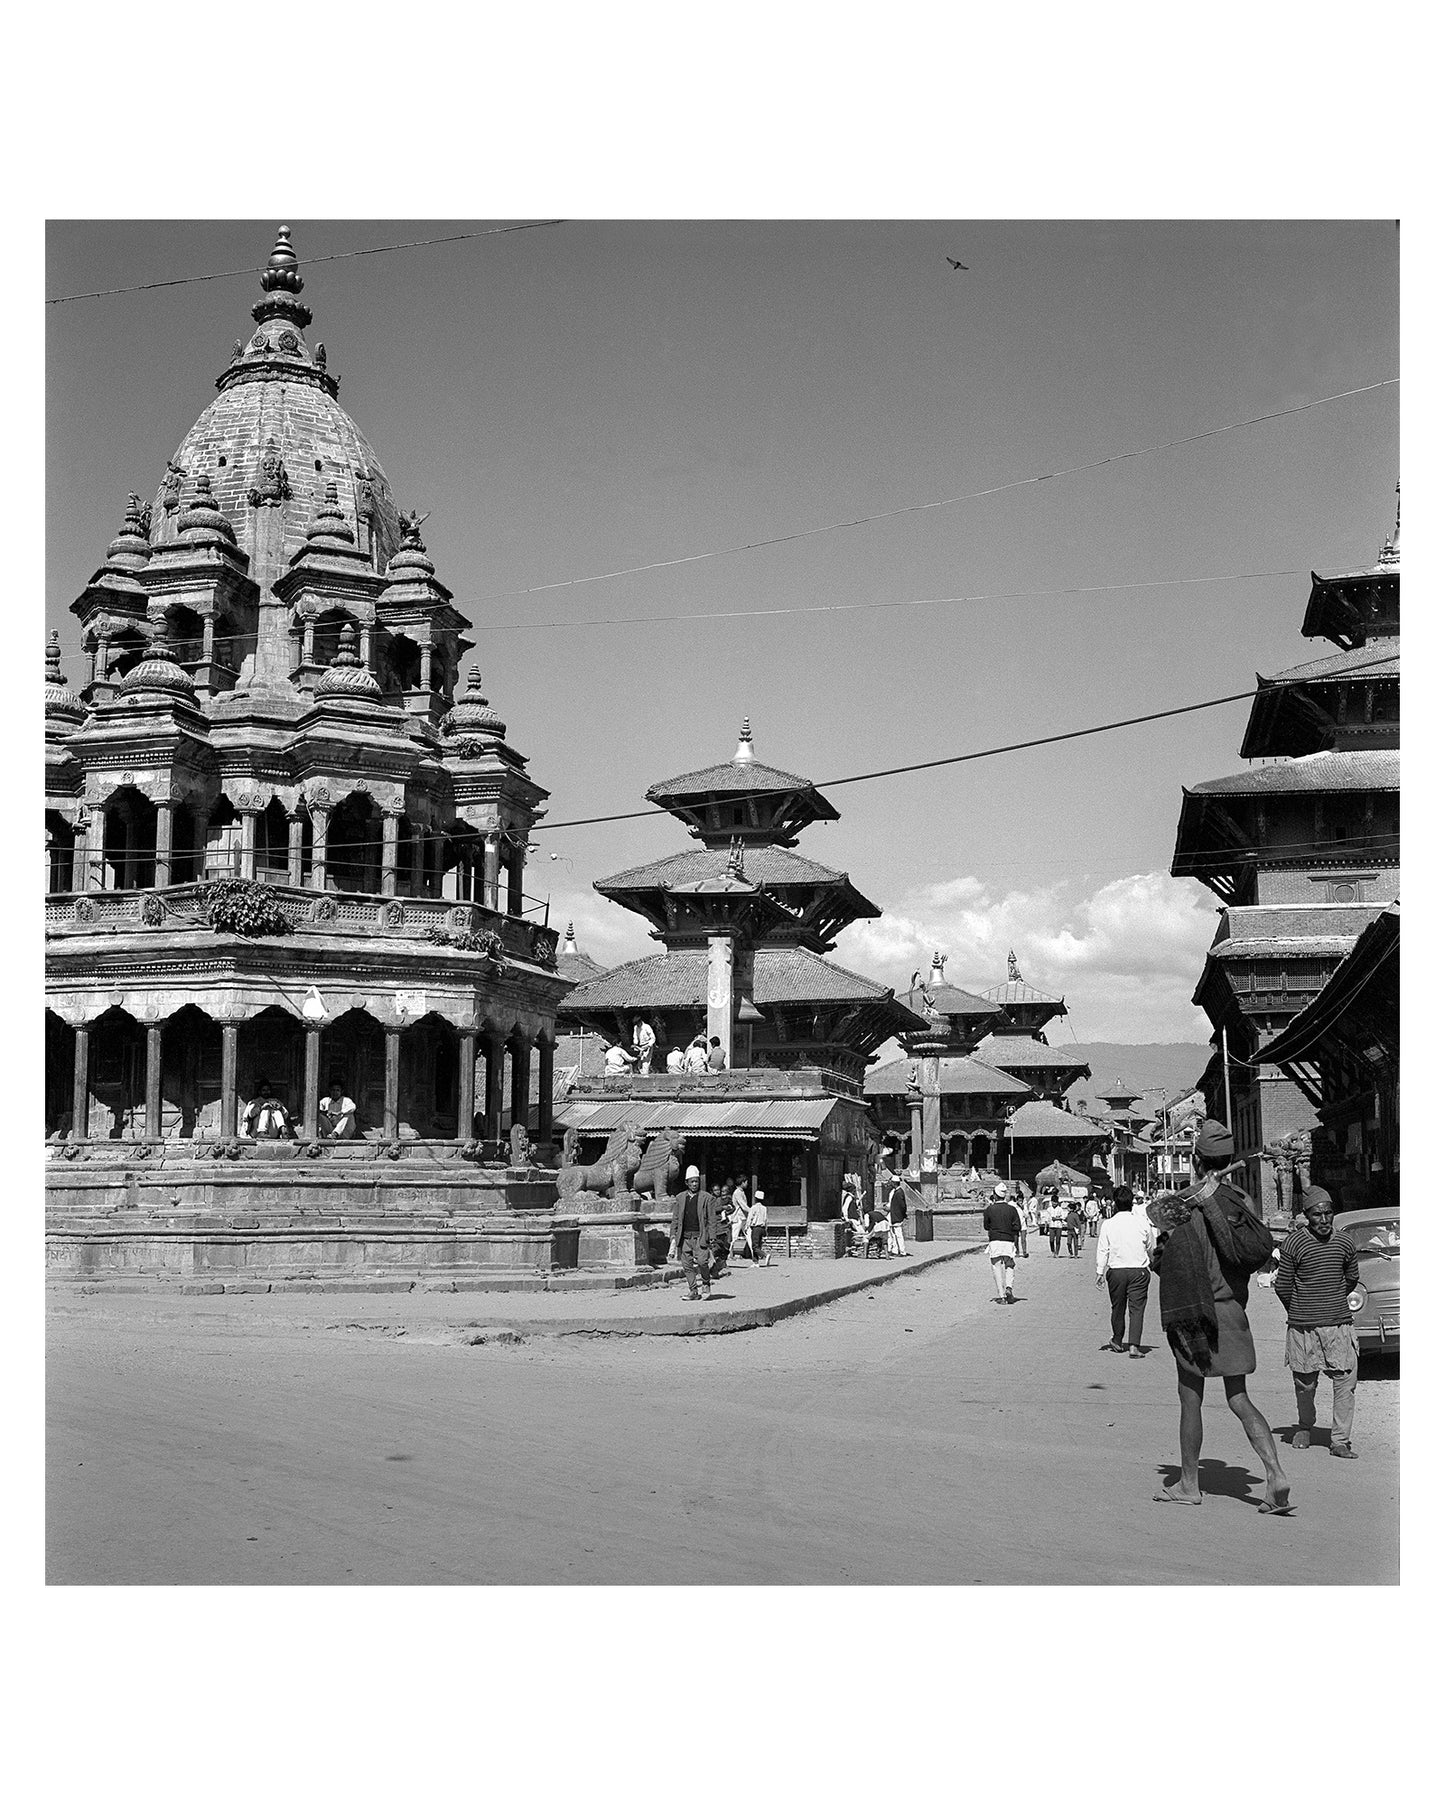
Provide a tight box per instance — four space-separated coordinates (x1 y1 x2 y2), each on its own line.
1378 478 1400 566
734 716 754 763
562 921 578 955
1007 949 1021 983
260 224 303 296
46 629 63 681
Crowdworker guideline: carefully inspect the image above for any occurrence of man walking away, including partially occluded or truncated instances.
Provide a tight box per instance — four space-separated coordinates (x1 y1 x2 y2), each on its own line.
1085 1194 1100 1240
1276 1185 1361 1458
1065 1199 1084 1258
747 1188 771 1266
1149 1121 1291 1512
669 1164 720 1301
984 1181 1023 1304
887 1171 909 1256
1096 1185 1153 1355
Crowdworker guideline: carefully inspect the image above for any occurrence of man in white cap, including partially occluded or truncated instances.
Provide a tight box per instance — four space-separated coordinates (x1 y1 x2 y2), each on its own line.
982 1181 1023 1304
747 1187 771 1266
669 1164 721 1301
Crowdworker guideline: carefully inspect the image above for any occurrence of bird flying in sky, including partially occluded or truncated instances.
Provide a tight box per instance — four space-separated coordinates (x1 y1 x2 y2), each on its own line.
946 257 968 270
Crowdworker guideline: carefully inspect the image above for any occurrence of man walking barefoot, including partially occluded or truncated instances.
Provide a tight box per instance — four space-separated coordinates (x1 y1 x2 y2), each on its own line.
983 1182 1023 1305
1149 1121 1291 1513
1275 1185 1361 1458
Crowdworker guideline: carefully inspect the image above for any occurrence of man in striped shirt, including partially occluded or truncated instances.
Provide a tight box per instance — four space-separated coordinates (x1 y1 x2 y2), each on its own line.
1275 1185 1361 1459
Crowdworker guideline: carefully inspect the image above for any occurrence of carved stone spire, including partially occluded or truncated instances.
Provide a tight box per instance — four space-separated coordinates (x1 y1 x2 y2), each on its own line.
305 481 355 548
45 630 84 725
733 716 754 763
119 635 197 699
313 621 382 700
104 494 152 571
177 473 238 545
443 664 505 740
1377 479 1400 568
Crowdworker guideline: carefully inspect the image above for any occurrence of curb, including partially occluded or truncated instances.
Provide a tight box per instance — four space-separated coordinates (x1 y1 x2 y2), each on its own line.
52 1270 675 1299
491 1243 986 1338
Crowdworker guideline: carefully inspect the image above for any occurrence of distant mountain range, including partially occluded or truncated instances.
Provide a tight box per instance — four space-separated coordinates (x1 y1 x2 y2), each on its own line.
1062 1043 1211 1113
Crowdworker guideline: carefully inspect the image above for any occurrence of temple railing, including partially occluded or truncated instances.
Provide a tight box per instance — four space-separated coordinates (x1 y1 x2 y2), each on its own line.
44 881 558 969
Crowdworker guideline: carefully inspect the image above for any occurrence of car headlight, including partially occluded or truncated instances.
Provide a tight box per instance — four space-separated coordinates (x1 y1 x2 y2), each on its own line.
1347 1286 1368 1314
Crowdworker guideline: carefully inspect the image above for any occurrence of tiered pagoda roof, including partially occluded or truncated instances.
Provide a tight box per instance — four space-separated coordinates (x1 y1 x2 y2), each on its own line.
643 718 841 848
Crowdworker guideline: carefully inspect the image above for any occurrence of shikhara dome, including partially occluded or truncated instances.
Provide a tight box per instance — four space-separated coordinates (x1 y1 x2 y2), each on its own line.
148 226 401 599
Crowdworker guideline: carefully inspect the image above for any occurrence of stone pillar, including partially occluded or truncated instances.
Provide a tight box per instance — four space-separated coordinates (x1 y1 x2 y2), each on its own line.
72 1025 90 1140
706 934 735 1068
309 806 330 891
303 1027 321 1140
510 1037 530 1140
410 826 425 898
301 619 315 667
536 1039 554 1147
906 1086 924 1179
483 1034 503 1140
220 1022 239 1137
194 809 210 880
507 847 524 917
154 801 174 888
419 643 433 693
287 813 305 887
238 807 258 881
80 813 101 893
457 1030 477 1139
145 1022 163 1139
383 1029 400 1137
920 1050 942 1205
381 812 400 896
483 836 501 911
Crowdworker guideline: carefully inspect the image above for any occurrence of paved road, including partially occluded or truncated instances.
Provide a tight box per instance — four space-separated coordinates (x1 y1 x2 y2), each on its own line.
47 1240 1399 1584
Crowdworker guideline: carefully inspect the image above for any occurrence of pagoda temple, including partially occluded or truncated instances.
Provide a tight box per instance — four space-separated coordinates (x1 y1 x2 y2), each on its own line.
556 721 925 1234
865 950 1106 1196
1170 486 1401 1212
45 226 570 1280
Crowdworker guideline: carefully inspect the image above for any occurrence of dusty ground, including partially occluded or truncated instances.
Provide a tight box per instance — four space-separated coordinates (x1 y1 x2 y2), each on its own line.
47 1241 1399 1584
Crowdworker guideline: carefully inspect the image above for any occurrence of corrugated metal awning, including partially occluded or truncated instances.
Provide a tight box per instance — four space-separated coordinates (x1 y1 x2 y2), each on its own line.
557 1097 839 1139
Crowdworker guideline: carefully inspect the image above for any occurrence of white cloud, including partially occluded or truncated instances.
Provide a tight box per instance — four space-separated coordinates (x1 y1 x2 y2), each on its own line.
834 870 1217 1043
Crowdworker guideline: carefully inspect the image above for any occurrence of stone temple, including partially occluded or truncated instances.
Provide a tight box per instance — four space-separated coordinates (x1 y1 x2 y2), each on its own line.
45 226 573 1280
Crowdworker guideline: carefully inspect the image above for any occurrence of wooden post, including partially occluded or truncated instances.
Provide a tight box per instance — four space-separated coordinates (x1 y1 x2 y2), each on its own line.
72 1025 90 1140
536 1039 554 1146
220 1023 239 1137
484 1035 503 1140
145 1022 163 1139
457 1030 477 1139
381 812 400 896
287 814 305 888
303 1027 321 1139
309 806 329 891
383 1029 400 1137
239 808 257 881
510 1036 530 1140
154 801 174 889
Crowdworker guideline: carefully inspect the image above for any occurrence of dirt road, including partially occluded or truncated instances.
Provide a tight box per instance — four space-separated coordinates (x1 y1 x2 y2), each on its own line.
47 1242 1399 1584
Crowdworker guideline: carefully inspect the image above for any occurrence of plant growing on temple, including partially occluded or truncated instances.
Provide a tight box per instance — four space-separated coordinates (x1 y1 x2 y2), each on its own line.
420 925 505 960
199 878 294 938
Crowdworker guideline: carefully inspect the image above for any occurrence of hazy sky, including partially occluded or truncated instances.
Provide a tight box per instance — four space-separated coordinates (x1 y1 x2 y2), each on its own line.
46 220 1398 1040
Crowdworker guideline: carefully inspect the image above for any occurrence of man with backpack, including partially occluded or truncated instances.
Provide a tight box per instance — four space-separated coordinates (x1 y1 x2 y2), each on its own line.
1147 1120 1291 1513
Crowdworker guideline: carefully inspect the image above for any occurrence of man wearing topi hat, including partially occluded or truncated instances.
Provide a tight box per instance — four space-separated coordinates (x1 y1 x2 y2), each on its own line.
669 1164 721 1302
1148 1119 1292 1513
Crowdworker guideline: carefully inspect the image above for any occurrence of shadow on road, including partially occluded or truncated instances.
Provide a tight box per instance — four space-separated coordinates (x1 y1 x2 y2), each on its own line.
1155 1458 1261 1504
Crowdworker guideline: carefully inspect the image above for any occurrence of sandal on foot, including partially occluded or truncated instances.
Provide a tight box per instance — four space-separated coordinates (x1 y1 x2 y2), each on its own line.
1330 1443 1358 1459
1258 1491 1294 1515
1152 1486 1202 1505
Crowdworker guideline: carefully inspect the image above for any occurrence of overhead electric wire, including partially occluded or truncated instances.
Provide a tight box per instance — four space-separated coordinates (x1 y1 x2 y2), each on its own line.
46 220 567 305
472 378 1399 605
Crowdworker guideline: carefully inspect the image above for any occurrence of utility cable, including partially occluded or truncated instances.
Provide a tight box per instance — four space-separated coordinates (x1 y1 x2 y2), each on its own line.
471 379 1399 604
46 220 567 305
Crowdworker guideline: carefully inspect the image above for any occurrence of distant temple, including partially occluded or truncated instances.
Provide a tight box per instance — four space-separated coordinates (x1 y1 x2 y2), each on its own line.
556 721 924 1232
1170 486 1400 1212
865 949 1108 1194
45 227 568 1278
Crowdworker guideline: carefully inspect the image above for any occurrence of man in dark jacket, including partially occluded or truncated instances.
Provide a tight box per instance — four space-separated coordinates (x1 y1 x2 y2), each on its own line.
983 1182 1023 1305
669 1164 721 1302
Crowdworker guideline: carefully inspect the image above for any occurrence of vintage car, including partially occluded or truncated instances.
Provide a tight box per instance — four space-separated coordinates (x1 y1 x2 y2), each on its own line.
1335 1207 1400 1355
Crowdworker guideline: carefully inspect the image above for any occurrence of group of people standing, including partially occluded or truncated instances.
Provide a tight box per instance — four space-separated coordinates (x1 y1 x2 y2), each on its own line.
666 1167 770 1302
839 1172 910 1257
984 1120 1369 1511
604 1021 728 1077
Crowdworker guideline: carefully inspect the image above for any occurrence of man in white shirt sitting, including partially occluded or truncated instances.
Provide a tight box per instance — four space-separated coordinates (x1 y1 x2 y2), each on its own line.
318 1081 357 1140
603 1042 638 1077
1096 1184 1156 1357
